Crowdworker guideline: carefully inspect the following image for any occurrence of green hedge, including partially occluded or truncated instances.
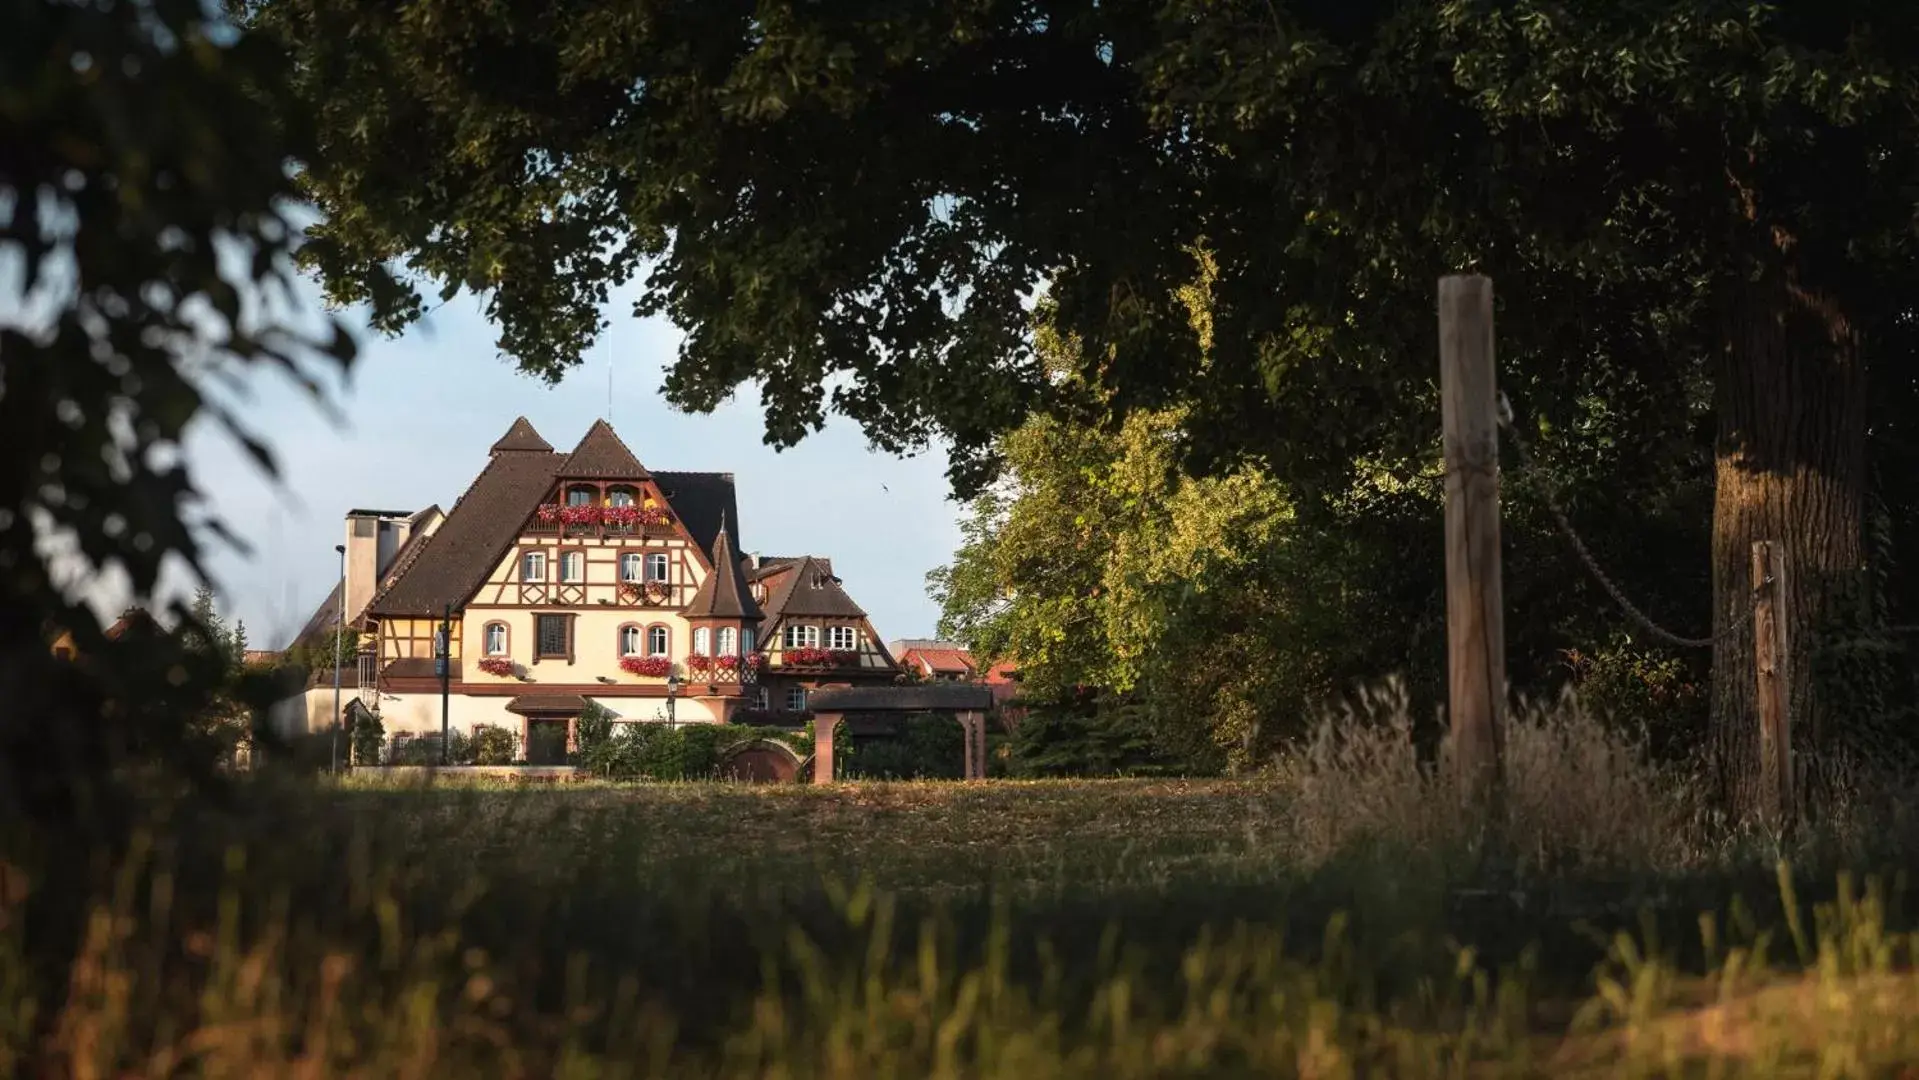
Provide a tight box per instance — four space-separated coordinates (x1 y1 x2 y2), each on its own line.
837 713 968 780
577 723 814 781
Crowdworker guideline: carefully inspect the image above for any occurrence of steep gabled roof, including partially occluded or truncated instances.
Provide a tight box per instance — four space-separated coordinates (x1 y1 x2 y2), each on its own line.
559 419 649 479
490 416 553 454
681 517 762 620
760 556 867 620
653 471 738 557
370 425 565 616
750 555 831 580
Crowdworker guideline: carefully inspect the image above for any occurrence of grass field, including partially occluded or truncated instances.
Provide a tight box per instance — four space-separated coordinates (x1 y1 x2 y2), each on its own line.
8 709 1919 1077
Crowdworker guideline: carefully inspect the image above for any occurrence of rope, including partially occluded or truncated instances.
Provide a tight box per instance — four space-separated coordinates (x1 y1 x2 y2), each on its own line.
1496 392 1751 650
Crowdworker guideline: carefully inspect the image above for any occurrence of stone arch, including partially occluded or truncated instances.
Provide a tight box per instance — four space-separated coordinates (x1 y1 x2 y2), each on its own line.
717 738 805 783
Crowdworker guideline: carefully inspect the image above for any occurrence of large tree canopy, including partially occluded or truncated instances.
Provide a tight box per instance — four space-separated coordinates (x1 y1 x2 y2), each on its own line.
256 0 1919 811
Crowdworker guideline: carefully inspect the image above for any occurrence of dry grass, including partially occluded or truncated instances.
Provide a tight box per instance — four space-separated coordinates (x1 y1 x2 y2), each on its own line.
1275 682 1697 874
6 697 1918 1077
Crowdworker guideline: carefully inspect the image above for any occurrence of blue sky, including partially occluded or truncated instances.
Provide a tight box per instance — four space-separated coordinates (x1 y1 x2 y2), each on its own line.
183 283 964 649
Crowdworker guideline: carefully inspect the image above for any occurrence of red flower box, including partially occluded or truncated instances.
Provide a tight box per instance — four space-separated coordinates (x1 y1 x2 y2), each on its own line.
559 504 600 526
779 647 858 668
686 654 714 673
619 655 673 678
477 657 515 677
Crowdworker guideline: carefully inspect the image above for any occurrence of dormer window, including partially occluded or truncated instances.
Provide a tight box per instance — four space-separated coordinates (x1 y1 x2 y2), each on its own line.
565 485 597 507
608 486 637 507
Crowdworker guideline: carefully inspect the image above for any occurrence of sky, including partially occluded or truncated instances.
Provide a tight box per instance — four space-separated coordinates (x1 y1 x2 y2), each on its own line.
180 282 965 649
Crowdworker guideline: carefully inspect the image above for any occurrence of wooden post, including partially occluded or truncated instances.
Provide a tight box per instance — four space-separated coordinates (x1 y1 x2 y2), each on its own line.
1752 541 1793 826
1439 274 1505 805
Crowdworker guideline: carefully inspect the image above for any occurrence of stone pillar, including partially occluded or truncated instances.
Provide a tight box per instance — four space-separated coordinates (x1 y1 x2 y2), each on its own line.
958 710 987 780
960 711 975 779
813 712 842 783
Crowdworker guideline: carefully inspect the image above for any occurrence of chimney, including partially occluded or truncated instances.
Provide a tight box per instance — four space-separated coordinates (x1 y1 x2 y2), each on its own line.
343 512 381 624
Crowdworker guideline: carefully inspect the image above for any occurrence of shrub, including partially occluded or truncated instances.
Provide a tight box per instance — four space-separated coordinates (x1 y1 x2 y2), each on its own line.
1006 693 1193 777
349 710 385 767
1561 642 1708 760
575 702 616 756
839 713 964 780
469 724 519 765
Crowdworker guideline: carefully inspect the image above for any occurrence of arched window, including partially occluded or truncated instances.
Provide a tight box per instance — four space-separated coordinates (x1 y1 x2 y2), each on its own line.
717 627 738 656
608 486 637 507
783 624 819 648
646 625 669 656
693 628 711 656
620 553 642 582
566 485 597 507
560 550 584 583
484 622 508 656
618 625 642 657
827 625 858 651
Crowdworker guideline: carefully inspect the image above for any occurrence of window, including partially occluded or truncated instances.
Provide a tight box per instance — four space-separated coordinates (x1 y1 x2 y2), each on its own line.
619 625 641 657
521 551 546 582
566 486 596 507
560 551 584 583
693 628 710 656
620 553 642 582
786 687 807 712
757 687 770 709
783 624 819 648
535 614 569 659
484 623 508 656
742 628 756 654
717 627 738 656
827 626 857 651
645 553 669 582
608 486 636 507
647 626 669 656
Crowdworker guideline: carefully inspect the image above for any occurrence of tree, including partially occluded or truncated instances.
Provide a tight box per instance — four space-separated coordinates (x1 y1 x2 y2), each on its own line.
254 0 1919 814
3 0 361 828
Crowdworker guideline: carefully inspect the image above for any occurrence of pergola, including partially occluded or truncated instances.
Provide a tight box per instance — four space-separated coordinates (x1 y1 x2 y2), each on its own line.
807 683 996 783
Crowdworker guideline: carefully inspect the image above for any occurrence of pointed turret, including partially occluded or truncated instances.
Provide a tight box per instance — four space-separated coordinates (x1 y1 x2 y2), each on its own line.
489 416 553 454
682 514 762 620
559 419 649 479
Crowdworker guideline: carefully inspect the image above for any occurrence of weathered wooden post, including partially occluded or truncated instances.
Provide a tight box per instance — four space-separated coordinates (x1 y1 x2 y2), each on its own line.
1439 274 1506 807
1751 540 1793 826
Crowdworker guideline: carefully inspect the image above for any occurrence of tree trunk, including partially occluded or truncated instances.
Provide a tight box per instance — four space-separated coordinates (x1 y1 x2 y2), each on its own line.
1709 267 1866 818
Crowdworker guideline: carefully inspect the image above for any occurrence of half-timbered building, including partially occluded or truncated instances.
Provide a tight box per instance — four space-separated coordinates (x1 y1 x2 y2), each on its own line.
275 417 898 749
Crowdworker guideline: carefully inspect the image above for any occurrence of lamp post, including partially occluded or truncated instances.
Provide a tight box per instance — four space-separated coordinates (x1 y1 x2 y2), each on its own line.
332 543 345 773
665 672 680 730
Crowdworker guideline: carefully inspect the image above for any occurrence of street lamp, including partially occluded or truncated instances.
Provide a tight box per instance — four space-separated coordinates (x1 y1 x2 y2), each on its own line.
665 672 680 730
332 543 345 773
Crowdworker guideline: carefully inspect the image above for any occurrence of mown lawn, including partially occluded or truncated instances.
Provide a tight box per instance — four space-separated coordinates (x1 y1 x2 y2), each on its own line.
9 774 1919 1076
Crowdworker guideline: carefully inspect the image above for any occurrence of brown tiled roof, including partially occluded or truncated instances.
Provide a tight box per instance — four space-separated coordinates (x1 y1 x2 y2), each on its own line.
760 556 867 619
369 441 565 617
105 608 161 640
292 582 343 648
491 416 553 454
751 555 831 580
288 505 441 648
381 657 441 679
559 419 649 479
905 647 976 675
681 518 762 620
505 694 590 715
654 471 739 557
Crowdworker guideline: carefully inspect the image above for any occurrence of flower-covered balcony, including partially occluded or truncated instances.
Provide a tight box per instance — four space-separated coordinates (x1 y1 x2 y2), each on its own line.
525 503 675 537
